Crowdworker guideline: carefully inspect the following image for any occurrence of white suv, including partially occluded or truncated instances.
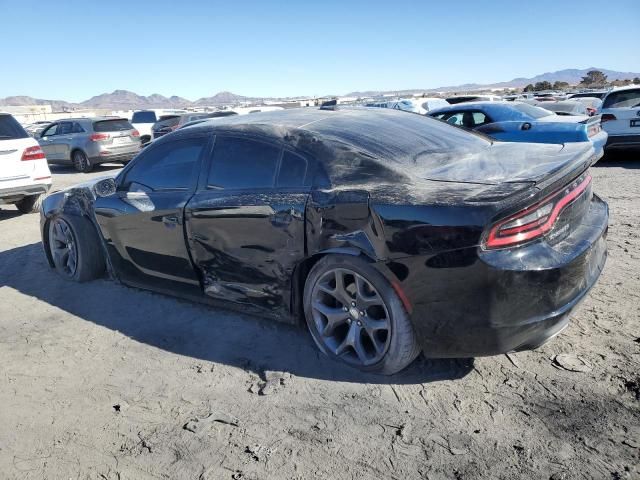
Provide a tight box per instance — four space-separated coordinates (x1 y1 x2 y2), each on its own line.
599 85 640 150
0 113 52 213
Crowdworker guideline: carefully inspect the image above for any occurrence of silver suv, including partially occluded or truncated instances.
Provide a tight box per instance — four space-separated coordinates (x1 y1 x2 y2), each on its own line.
37 117 141 172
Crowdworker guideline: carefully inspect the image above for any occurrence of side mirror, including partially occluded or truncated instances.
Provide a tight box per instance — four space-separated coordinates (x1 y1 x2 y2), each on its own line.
521 122 532 131
94 178 117 198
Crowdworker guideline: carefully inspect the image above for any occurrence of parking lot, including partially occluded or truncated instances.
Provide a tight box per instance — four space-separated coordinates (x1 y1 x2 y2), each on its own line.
0 152 638 479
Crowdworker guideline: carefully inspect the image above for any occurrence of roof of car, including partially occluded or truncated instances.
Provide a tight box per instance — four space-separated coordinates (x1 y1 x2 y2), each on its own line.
54 116 128 122
186 107 490 161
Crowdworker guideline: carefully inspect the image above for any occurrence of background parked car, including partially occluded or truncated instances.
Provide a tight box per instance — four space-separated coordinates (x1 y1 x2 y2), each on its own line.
598 85 640 150
568 97 603 116
536 100 590 117
568 91 608 100
365 98 449 114
446 95 502 104
152 111 238 140
23 120 53 138
0 113 51 213
131 109 187 144
428 101 607 155
37 117 141 172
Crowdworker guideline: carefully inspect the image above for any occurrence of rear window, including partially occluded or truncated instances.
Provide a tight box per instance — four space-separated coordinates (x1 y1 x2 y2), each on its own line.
93 119 134 132
0 114 28 140
131 111 157 123
513 103 554 119
603 89 640 109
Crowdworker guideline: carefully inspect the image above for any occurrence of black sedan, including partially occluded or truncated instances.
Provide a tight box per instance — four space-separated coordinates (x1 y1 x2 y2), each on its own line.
40 108 608 374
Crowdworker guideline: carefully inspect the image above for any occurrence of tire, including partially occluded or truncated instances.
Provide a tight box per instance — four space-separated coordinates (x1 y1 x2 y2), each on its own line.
303 254 421 375
48 214 105 282
72 150 93 173
15 194 42 214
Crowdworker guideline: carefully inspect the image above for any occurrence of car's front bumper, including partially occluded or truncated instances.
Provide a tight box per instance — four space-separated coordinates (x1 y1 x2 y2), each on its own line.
385 194 608 358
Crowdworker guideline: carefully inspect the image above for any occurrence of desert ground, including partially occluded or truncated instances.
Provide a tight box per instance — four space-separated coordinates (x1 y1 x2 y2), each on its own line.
0 153 638 480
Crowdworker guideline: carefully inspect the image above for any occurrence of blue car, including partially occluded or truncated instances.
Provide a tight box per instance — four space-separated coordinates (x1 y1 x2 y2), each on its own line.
428 102 608 158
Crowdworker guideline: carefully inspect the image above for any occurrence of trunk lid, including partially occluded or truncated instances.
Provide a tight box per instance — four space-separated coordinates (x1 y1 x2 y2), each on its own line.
420 141 596 187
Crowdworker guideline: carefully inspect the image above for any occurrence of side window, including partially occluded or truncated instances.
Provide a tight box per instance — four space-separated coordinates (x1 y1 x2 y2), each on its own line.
72 122 85 133
471 111 490 126
58 122 73 135
122 137 206 192
277 151 310 188
42 124 58 136
208 136 281 189
444 112 464 125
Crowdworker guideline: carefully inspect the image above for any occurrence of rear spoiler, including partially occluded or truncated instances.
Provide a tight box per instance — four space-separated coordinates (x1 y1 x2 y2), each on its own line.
579 114 601 125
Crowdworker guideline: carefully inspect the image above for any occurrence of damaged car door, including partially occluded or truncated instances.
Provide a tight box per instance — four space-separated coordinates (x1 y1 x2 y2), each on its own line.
93 134 209 295
185 134 311 314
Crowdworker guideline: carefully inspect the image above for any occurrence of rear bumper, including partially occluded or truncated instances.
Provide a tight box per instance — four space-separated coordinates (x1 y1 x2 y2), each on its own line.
605 134 640 149
90 151 138 164
389 194 608 358
0 182 51 203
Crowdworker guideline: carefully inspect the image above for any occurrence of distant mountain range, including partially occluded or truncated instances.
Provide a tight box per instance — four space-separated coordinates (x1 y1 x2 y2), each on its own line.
2 68 638 110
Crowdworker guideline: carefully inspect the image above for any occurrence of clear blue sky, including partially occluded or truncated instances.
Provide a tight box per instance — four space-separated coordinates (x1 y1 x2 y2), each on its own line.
2 0 639 101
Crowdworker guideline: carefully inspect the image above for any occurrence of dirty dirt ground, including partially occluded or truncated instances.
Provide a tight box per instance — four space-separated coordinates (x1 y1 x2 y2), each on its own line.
0 155 638 480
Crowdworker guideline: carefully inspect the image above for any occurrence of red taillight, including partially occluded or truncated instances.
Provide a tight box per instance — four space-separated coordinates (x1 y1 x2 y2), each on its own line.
131 130 140 137
21 146 45 161
588 123 601 137
484 174 592 249
601 113 616 123
89 133 110 142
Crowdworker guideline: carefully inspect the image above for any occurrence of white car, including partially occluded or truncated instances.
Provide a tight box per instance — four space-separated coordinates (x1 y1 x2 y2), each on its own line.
0 113 52 213
130 109 187 144
366 98 449 115
599 86 640 150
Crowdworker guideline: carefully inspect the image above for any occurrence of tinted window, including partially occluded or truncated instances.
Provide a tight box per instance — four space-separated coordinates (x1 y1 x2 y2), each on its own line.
277 151 309 188
0 115 28 139
58 122 73 135
93 119 134 132
131 111 157 123
41 123 59 136
122 137 206 192
72 122 85 133
208 136 280 189
603 89 640 108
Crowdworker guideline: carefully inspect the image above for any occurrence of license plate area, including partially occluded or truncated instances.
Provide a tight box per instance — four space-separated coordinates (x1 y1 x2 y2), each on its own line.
113 136 130 145
631 119 640 127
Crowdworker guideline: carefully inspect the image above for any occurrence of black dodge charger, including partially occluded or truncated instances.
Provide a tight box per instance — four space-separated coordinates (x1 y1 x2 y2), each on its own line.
40 107 608 374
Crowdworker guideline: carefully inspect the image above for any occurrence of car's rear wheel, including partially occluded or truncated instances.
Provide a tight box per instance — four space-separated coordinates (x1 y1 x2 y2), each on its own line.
72 150 92 173
48 215 105 282
15 194 42 214
303 255 421 375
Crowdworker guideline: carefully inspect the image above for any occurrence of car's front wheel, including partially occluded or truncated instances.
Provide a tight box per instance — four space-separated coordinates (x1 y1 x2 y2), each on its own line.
15 194 42 214
303 255 421 375
48 215 105 282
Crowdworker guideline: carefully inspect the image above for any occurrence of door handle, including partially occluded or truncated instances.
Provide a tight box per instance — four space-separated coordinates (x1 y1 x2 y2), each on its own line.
162 215 180 227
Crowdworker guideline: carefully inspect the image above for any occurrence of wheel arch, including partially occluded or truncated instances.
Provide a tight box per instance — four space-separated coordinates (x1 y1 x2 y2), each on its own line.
289 247 377 324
